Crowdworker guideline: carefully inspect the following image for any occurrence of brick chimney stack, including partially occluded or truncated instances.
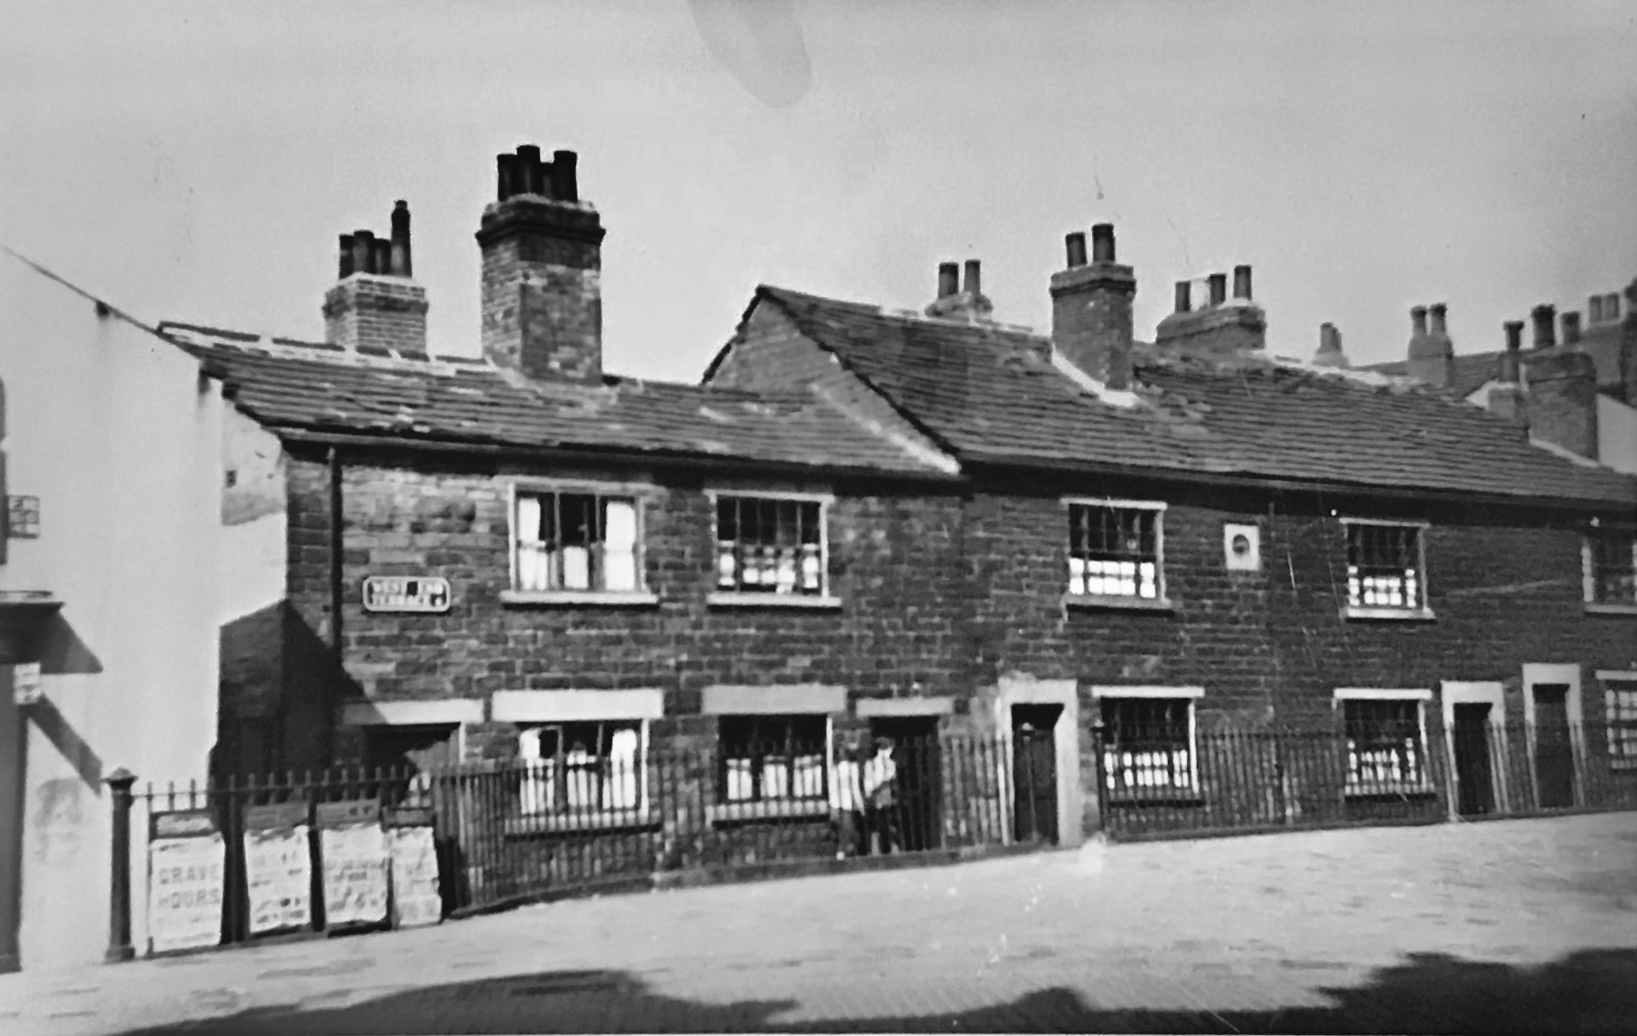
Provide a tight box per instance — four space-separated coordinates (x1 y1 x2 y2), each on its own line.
1049 223 1136 389
323 199 429 354
924 257 995 323
1153 262 1266 356
1521 304 1600 459
477 143 606 383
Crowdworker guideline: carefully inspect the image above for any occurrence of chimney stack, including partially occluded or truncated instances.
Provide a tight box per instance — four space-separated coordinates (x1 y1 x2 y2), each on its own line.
1154 263 1266 356
1561 311 1582 346
477 143 606 382
1313 322 1348 368
924 256 995 323
1488 321 1529 428
322 201 428 354
1530 304 1556 349
1049 222 1136 389
1407 303 1454 388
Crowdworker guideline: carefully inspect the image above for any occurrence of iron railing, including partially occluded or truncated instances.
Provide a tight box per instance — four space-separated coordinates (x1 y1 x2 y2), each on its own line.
1094 720 1637 840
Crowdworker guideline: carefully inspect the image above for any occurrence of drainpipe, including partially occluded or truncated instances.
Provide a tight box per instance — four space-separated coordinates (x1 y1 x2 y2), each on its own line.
327 448 344 768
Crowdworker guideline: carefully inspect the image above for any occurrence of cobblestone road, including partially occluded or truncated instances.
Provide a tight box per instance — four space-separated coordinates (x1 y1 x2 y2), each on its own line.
3 813 1635 1034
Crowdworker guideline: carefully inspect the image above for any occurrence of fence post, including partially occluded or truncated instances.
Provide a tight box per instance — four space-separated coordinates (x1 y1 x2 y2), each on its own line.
103 768 137 963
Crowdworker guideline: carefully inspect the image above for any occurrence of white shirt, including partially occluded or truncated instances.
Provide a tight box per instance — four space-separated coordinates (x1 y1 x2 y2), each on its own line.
830 757 863 811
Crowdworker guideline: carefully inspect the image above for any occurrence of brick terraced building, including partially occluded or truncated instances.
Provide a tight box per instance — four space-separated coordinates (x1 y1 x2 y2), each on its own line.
161 144 1637 854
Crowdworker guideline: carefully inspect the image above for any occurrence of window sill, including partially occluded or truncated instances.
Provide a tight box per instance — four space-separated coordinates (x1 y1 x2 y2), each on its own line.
706 592 842 610
707 799 831 824
1583 603 1637 616
500 590 660 608
1063 594 1174 613
1104 789 1204 806
1344 783 1437 799
1342 606 1436 623
1608 758 1637 771
503 809 659 836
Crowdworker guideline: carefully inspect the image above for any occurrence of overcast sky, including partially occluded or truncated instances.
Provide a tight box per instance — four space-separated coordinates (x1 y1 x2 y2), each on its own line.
3 0 1634 380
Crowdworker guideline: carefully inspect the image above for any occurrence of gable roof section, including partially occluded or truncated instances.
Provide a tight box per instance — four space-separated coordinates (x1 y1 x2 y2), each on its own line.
752 286 1637 506
157 322 957 479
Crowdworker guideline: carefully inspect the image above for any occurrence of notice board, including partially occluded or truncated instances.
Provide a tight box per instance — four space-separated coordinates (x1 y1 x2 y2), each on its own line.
243 802 312 936
385 806 442 929
146 808 225 954
317 799 390 929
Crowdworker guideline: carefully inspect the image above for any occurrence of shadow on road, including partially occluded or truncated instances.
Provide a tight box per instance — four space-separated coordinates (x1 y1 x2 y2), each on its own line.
118 947 1637 1035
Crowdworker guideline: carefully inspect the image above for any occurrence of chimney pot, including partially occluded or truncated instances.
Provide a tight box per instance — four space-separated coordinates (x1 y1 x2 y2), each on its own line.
552 150 579 201
1589 295 1604 323
371 239 391 278
936 262 959 299
1411 305 1428 335
1173 280 1191 314
1429 302 1448 336
1232 265 1252 301
1562 311 1582 346
1207 273 1227 307
1607 292 1622 321
1090 223 1115 264
516 145 544 196
963 259 981 299
351 230 375 275
1064 232 1087 269
1531 304 1556 349
338 234 355 279
390 200 412 277
496 153 519 201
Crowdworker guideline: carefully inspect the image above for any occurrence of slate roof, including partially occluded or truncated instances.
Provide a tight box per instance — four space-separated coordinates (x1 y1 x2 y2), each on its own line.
1364 321 1627 399
747 287 1637 506
156 322 955 478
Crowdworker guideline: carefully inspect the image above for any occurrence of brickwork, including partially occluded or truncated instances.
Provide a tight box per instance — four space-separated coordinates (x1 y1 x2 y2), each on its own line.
1153 302 1267 356
1523 349 1601 458
321 274 429 354
477 197 604 383
1049 263 1136 387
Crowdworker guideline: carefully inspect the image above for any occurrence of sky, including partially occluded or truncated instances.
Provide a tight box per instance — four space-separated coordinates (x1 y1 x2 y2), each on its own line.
2 0 1635 381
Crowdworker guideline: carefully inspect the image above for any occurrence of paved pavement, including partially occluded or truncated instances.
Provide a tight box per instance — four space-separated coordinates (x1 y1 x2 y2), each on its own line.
2 813 1635 1034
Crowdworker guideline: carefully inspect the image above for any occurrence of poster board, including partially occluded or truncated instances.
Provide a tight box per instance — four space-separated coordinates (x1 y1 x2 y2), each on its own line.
317 799 390 929
243 802 312 936
385 806 443 929
146 808 225 954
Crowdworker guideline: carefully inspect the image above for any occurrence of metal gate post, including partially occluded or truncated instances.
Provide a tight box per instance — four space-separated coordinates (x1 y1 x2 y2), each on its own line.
1088 717 1109 837
104 768 136 963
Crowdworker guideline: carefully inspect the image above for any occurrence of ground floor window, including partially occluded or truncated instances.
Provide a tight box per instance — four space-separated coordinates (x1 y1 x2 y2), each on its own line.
1336 691 1430 793
1097 693 1197 793
517 720 644 815
717 715 828 803
1603 676 1637 768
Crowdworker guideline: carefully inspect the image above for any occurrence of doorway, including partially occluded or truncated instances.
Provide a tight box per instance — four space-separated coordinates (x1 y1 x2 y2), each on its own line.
1532 685 1577 809
868 716 942 853
1011 704 1061 845
1452 703 1495 816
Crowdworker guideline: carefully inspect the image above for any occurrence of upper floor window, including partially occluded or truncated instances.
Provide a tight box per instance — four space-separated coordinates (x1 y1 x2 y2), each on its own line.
1067 500 1165 602
1344 520 1427 614
1335 689 1432 794
1585 526 1637 607
713 495 826 597
513 490 642 594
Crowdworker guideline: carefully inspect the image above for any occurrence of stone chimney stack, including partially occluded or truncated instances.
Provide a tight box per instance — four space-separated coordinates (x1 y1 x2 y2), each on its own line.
477 143 606 382
1313 322 1348 368
1406 303 1455 388
1049 223 1137 389
924 257 994 323
323 199 429 354
1153 263 1266 356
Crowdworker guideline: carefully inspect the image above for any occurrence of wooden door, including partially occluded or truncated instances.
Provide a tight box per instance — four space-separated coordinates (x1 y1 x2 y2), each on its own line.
1452 703 1495 816
1533 686 1576 809
1011 705 1060 845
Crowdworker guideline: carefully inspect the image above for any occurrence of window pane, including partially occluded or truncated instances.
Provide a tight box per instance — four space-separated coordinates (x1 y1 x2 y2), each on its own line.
1068 505 1160 598
715 496 825 596
602 499 638 591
